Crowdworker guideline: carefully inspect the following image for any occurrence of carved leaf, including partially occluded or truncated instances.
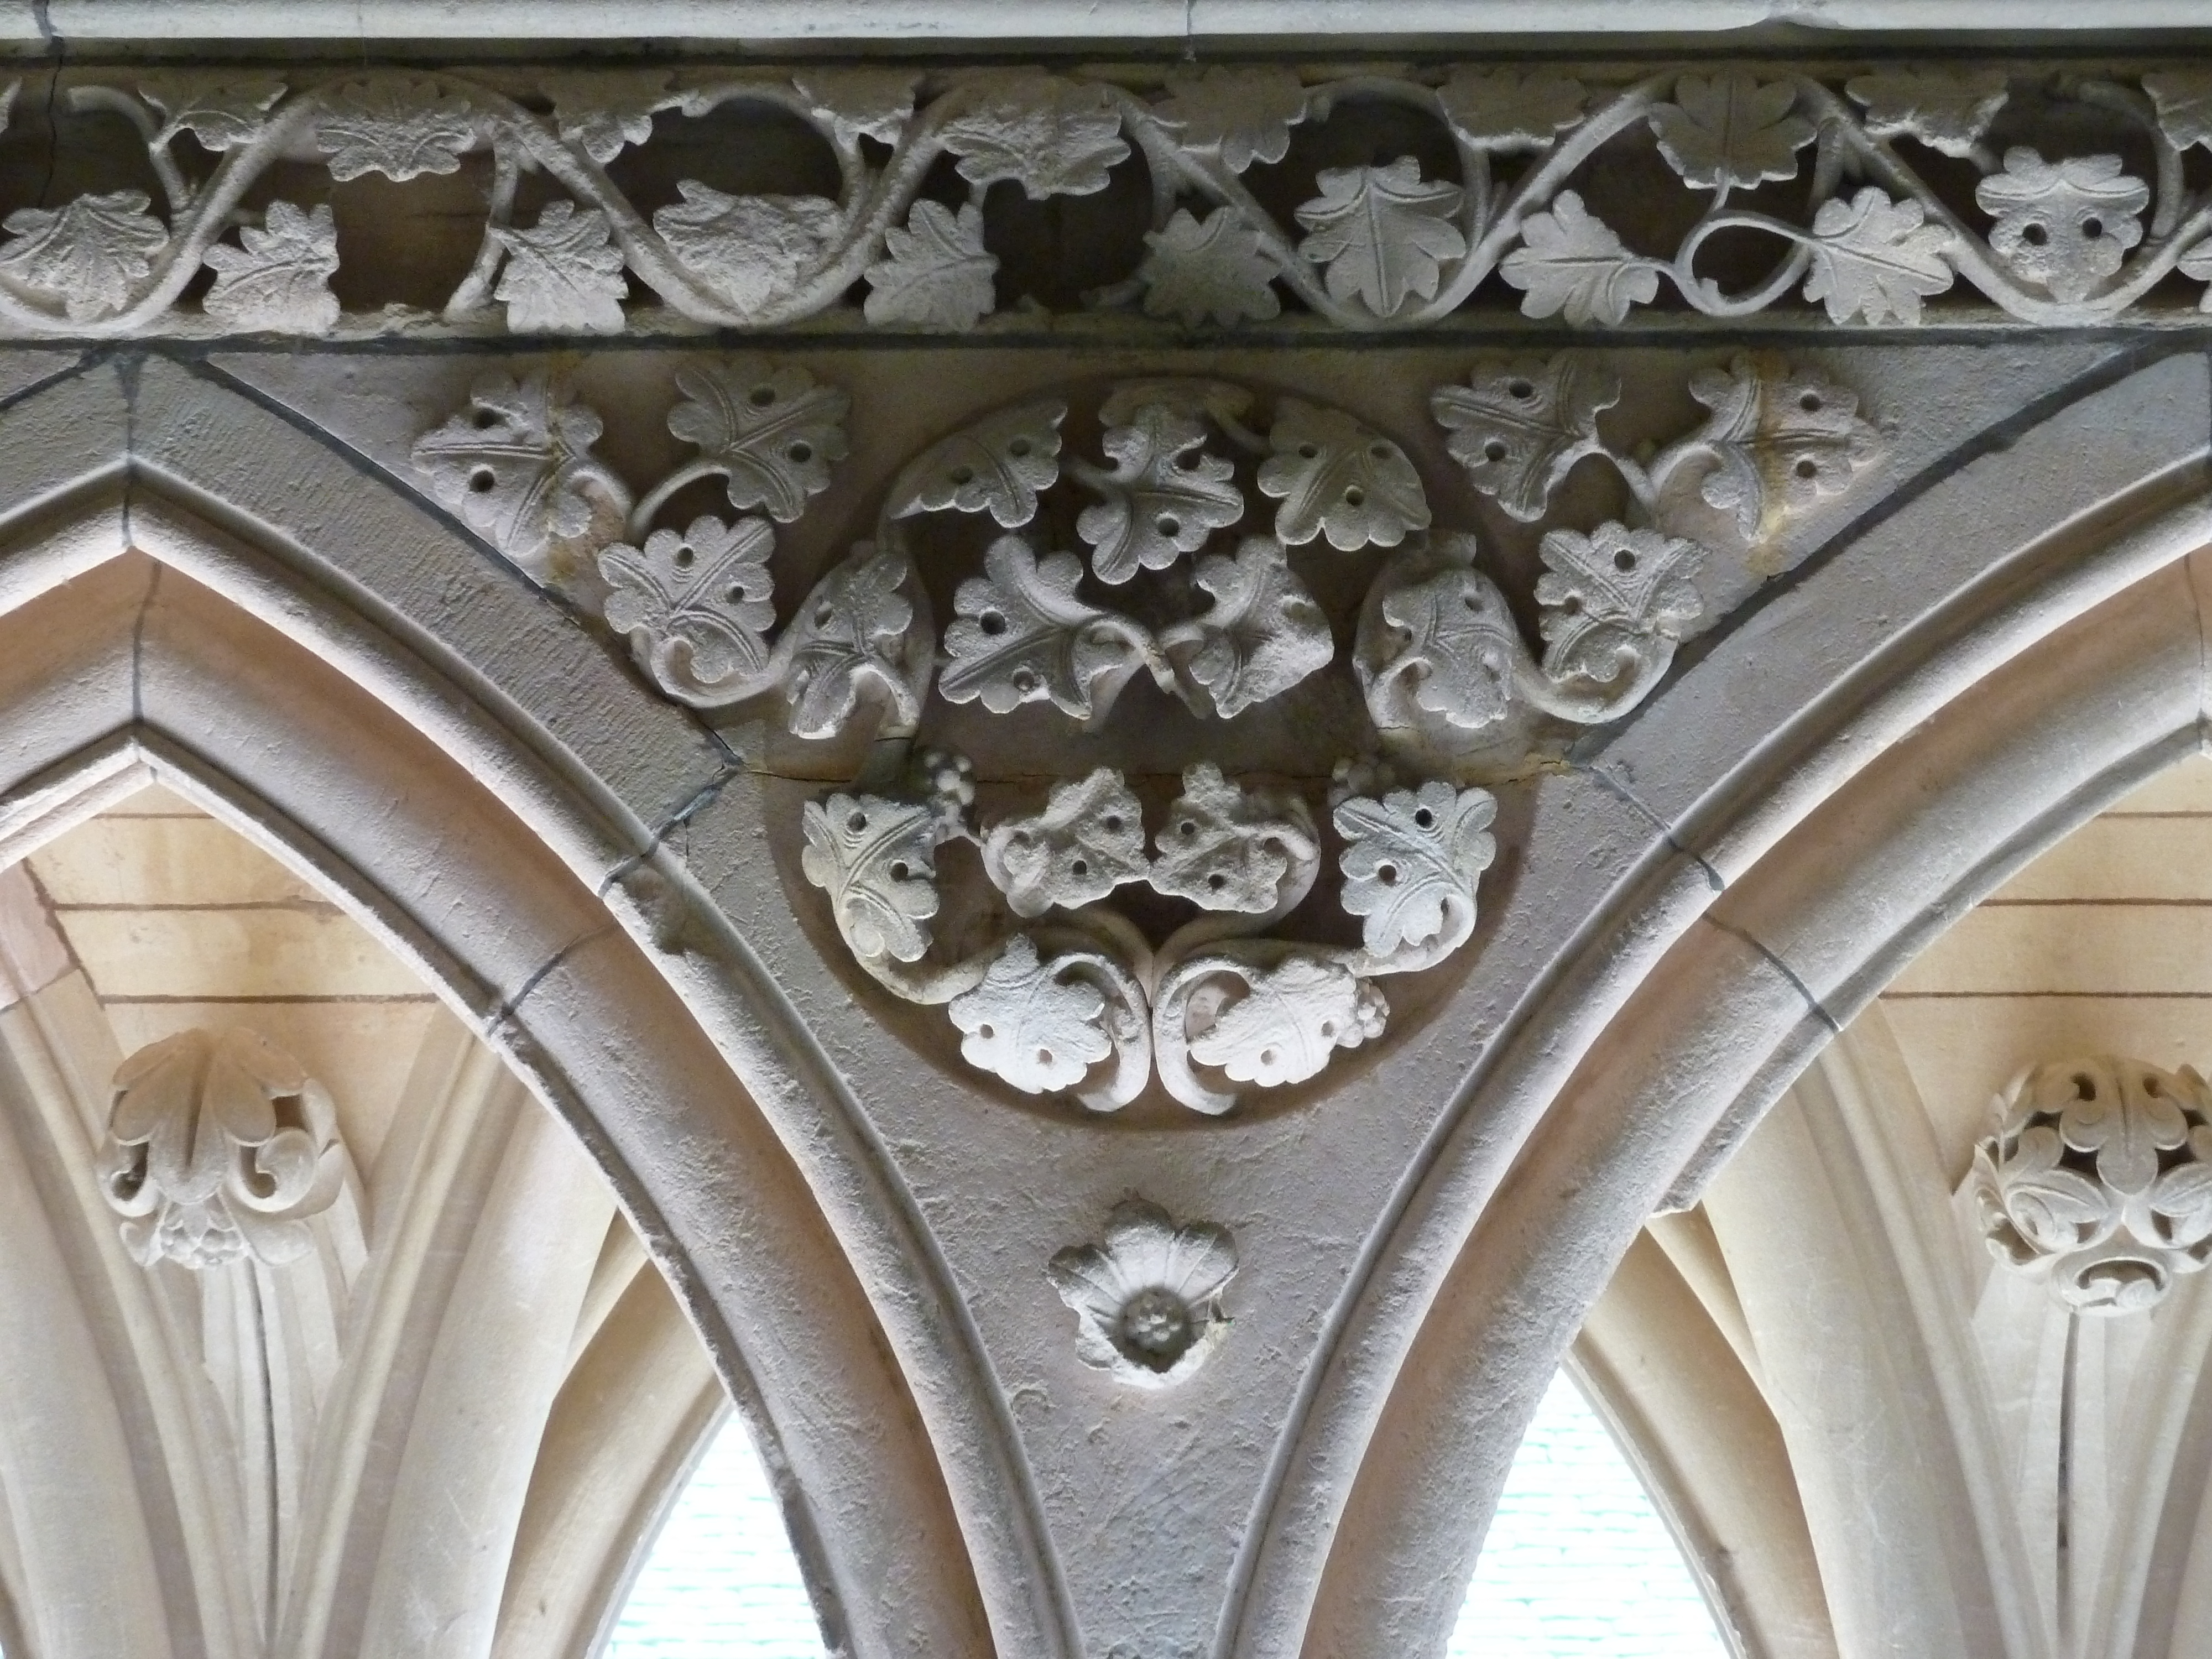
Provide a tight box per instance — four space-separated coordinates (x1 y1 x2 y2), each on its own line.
140 75 286 150
599 514 778 705
1430 357 1619 522
942 76 1131 198
1148 763 1316 914
1075 401 1244 583
201 200 339 334
654 181 841 316
792 68 922 147
1533 523 1703 683
939 535 1151 719
1499 191 1659 326
1975 148 2147 304
1687 357 1881 539
491 201 628 334
1294 158 1468 319
667 358 849 523
864 200 998 330
316 76 476 181
1188 955 1383 1087
409 372 618 567
1648 72 1813 190
2145 71 2212 153
537 69 671 163
1138 206 1281 327
1844 68 2008 158
980 768 1149 916
948 935 1113 1094
779 544 920 739
1150 66 1308 171
1437 68 1585 150
1801 187 1957 326
799 791 940 963
2153 1154 2212 1245
0 190 167 322
1334 781 1497 957
1159 536 1333 718
1372 562 1525 731
1258 399 1430 552
891 400 1065 526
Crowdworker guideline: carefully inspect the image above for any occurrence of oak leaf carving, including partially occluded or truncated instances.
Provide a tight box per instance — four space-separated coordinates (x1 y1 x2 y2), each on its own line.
201 200 340 334
864 200 998 330
1687 357 1881 539
599 514 778 705
1801 187 1957 325
654 181 841 316
948 935 1113 1093
0 190 167 321
2146 71 2212 153
891 400 1065 526
1150 66 1308 171
1533 523 1703 684
316 76 475 181
536 69 671 163
1437 68 1585 150
140 75 286 151
1293 158 1468 319
792 68 922 147
1159 536 1333 718
1334 781 1496 957
1845 69 2008 158
491 201 628 334
800 790 940 962
1148 764 1316 913
1138 206 1281 327
1499 192 1658 326
942 76 1130 198
1974 148 2147 304
938 535 1151 720
1188 955 1381 1088
1076 401 1244 583
980 769 1150 916
779 545 921 739
1648 72 1813 190
1370 560 1525 731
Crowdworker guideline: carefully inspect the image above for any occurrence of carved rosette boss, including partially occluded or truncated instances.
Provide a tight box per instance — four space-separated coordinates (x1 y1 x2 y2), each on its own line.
1973 1057 2212 1314
1049 1199 1238 1387
96 1027 349 1270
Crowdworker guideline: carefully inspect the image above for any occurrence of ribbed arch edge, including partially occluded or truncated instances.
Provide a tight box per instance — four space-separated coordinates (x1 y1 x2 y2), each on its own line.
0 376 1028 1659
1230 351 2212 1659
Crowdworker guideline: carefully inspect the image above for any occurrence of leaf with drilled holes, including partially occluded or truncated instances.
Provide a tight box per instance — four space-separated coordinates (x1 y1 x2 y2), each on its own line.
1334 782 1496 957
1499 192 1658 326
599 514 778 704
1844 69 2008 158
1160 537 1332 718
864 200 998 330
1138 206 1281 327
1371 561 1526 731
891 400 1065 526
409 372 621 566
1687 357 1881 539
492 201 628 333
980 769 1150 916
1533 523 1703 684
1974 148 2147 305
800 790 940 962
1150 65 1308 170
0 190 167 322
317 76 475 180
1190 955 1382 1087
1148 763 1316 912
779 544 920 739
1294 158 1467 319
948 935 1112 1093
1258 399 1430 551
140 75 286 150
201 200 339 333
655 181 841 316
667 357 849 523
1430 357 1619 521
1076 401 1244 583
1648 72 1813 190
942 75 1130 197
939 535 1152 719
1801 187 1957 325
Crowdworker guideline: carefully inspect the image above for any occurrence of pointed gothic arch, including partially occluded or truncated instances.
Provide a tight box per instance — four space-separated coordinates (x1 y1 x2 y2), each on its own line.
1232 352 2212 1659
0 356 1048 1659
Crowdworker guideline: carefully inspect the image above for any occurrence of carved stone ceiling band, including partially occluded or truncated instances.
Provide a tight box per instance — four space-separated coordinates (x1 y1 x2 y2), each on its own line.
6 61 2212 338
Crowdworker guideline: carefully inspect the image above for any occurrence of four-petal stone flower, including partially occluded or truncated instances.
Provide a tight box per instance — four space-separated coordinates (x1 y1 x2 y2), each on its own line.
1048 1199 1238 1387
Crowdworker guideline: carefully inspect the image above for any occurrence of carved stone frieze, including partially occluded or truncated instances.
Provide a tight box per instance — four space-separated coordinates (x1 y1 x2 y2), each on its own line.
96 1027 351 1270
1972 1056 2212 1314
1048 1198 1237 1387
4 61 2212 338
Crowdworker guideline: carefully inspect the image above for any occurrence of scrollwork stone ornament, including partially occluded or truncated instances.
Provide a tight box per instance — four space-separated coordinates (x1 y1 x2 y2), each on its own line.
96 1029 349 1271
1048 1199 1237 1388
12 59 2212 336
1973 1057 2212 1315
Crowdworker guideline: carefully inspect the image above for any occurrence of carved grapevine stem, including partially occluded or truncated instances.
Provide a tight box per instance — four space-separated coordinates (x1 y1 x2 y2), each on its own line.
8 61 2212 336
